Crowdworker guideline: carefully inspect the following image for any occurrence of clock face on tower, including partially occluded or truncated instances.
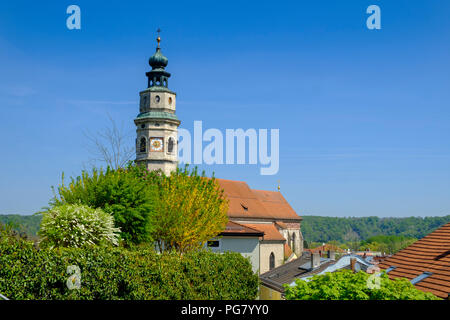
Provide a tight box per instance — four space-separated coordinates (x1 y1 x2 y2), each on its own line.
149 137 164 152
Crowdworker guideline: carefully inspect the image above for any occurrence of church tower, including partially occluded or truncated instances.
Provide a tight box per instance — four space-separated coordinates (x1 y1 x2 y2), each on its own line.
134 32 180 176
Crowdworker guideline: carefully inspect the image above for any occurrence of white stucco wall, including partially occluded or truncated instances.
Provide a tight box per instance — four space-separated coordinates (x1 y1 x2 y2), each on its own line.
206 237 260 274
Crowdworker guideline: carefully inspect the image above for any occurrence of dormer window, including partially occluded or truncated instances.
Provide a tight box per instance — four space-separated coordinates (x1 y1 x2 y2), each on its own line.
411 271 433 285
241 203 248 211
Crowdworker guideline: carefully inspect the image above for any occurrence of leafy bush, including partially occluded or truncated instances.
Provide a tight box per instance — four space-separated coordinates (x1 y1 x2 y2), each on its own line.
284 270 439 300
51 165 161 245
38 204 120 248
51 165 230 253
0 234 258 300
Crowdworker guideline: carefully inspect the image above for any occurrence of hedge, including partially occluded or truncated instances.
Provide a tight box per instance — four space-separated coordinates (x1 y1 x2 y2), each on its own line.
0 234 259 300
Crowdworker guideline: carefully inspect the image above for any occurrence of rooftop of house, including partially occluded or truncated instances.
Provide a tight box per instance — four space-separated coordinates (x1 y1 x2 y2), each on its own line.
260 252 374 293
215 179 301 221
219 221 264 237
296 254 373 281
354 251 383 257
241 222 286 242
284 242 294 260
259 251 314 292
306 244 346 254
379 222 450 299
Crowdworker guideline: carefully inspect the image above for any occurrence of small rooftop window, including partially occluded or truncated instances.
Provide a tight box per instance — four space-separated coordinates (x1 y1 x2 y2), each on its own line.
411 271 433 285
241 203 248 211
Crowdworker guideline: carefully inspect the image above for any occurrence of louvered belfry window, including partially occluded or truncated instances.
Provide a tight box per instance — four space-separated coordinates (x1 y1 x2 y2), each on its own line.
140 137 146 153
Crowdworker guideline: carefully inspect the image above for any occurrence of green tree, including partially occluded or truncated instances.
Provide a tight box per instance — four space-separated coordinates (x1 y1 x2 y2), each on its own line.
151 166 229 253
51 164 161 245
38 204 120 248
360 235 417 254
0 214 42 237
284 270 438 300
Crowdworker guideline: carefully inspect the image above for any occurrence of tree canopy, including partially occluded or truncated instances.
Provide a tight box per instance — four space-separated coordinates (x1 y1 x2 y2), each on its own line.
50 165 161 245
47 164 228 252
301 215 450 244
151 166 229 253
284 270 438 300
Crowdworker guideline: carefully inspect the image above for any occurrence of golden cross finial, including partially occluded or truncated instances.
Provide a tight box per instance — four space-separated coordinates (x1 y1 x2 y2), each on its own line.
156 28 161 48
277 180 280 192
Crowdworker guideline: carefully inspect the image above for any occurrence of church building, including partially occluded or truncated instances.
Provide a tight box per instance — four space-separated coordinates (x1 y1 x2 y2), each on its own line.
134 34 303 274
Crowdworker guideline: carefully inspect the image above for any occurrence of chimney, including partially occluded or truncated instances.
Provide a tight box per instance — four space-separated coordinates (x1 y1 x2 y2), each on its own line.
311 252 320 269
350 258 357 272
367 265 380 274
328 250 336 261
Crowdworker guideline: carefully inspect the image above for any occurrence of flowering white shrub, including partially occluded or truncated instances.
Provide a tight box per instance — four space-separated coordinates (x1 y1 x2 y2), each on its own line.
39 204 121 248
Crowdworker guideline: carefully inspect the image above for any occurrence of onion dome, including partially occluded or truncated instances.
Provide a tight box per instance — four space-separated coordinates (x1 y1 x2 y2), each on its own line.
149 48 168 69
149 33 168 69
145 29 172 89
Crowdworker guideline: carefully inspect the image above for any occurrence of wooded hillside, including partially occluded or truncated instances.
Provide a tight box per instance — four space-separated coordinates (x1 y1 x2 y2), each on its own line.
2 214 450 243
301 215 450 243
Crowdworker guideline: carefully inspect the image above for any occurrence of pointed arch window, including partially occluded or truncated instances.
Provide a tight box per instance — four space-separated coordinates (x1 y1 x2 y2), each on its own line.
292 233 296 253
139 137 147 153
269 252 275 270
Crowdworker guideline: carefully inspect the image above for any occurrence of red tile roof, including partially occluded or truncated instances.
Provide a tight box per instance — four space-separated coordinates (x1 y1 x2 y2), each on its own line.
216 179 301 221
220 221 264 237
242 223 286 241
284 242 294 259
379 222 450 299
306 244 346 254
275 221 288 229
252 190 300 220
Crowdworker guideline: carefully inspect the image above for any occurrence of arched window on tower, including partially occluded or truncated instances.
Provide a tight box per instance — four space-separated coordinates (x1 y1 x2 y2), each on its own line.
139 137 147 153
168 137 174 153
269 252 275 270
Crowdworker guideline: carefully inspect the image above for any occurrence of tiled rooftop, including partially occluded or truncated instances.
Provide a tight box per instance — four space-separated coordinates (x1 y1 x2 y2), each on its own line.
220 221 264 236
215 179 301 221
379 222 450 299
260 253 372 293
242 223 286 241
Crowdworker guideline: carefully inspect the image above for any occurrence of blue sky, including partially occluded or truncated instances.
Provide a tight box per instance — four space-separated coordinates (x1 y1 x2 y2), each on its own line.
0 0 449 217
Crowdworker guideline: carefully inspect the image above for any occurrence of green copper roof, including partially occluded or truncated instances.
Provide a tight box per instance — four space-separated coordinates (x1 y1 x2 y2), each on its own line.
140 86 175 94
136 111 179 121
149 48 168 69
